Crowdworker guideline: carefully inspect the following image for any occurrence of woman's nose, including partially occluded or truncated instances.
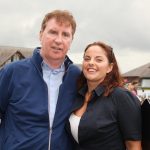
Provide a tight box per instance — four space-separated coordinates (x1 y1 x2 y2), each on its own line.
88 59 94 66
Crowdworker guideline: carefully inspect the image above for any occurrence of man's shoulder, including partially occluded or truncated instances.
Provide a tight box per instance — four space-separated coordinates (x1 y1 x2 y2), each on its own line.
68 64 81 72
66 64 81 78
1 58 32 73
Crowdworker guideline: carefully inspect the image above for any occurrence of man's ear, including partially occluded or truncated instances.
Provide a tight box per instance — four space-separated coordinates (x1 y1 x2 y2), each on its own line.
39 30 43 42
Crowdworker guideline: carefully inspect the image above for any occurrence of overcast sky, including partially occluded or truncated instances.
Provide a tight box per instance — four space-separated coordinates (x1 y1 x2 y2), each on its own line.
0 0 150 73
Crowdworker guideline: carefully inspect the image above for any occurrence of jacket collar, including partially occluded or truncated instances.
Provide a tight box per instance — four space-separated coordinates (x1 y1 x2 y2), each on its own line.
31 47 73 74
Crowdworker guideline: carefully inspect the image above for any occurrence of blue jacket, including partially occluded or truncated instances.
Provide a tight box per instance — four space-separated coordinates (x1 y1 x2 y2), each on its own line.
0 48 81 150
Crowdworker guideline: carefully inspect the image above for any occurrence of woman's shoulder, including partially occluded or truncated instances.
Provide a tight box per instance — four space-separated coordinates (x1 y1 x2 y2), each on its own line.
112 87 130 96
111 87 141 106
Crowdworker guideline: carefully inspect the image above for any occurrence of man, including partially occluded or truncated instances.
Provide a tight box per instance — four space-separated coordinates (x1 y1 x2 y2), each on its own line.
127 81 138 96
0 10 81 150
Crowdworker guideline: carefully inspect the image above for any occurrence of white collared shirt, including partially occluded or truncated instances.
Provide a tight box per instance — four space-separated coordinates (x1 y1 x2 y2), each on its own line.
42 61 65 149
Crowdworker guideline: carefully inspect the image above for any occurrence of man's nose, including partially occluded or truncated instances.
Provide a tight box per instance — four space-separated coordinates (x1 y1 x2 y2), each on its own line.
54 34 63 44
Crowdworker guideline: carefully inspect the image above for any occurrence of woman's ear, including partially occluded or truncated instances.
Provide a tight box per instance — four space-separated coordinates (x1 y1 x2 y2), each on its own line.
107 63 113 73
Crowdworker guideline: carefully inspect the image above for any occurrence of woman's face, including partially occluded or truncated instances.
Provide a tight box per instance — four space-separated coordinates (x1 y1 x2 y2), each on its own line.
82 45 113 84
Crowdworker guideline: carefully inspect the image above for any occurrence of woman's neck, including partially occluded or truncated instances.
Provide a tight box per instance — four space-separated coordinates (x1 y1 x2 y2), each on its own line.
87 81 99 93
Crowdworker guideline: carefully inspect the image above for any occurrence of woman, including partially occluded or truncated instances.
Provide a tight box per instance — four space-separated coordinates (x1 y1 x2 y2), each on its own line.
67 41 142 150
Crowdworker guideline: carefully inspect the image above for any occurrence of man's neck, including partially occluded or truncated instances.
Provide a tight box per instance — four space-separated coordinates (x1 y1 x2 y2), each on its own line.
43 58 63 69
40 52 65 69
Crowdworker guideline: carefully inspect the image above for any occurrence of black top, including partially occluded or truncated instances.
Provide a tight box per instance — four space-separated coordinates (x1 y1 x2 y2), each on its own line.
142 99 150 140
68 85 142 150
141 99 150 150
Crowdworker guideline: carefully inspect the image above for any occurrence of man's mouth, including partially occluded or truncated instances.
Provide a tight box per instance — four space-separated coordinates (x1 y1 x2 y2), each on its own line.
51 46 62 51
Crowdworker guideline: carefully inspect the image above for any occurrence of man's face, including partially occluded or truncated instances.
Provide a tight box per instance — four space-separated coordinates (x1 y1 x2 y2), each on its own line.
40 18 73 65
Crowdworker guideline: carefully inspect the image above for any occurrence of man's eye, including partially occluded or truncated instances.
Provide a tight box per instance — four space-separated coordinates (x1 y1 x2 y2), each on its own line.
63 32 70 37
49 30 57 35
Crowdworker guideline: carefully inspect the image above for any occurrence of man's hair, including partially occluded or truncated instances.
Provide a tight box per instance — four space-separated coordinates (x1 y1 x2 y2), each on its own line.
131 81 138 85
40 10 76 36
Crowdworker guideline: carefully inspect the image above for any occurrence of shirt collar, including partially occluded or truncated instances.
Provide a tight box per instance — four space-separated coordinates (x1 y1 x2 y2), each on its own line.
31 47 73 73
41 61 65 74
79 84 105 97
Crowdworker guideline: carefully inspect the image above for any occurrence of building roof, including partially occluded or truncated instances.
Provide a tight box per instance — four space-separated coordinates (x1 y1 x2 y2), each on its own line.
123 62 150 78
0 46 33 66
0 46 33 57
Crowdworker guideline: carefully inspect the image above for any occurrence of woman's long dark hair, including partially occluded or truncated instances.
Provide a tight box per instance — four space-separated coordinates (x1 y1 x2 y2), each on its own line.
78 41 124 96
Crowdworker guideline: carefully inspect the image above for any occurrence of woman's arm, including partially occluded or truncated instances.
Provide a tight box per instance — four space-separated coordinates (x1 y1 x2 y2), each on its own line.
125 141 142 150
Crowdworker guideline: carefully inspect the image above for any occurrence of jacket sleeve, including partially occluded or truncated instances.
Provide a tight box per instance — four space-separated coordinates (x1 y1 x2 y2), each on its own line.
0 67 10 118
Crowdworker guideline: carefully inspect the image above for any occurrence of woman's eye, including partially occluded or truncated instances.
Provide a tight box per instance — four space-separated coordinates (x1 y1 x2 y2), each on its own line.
96 59 102 62
84 57 90 61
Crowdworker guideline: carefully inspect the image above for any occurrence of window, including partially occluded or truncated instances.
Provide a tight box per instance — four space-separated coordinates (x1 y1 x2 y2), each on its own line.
141 79 150 88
